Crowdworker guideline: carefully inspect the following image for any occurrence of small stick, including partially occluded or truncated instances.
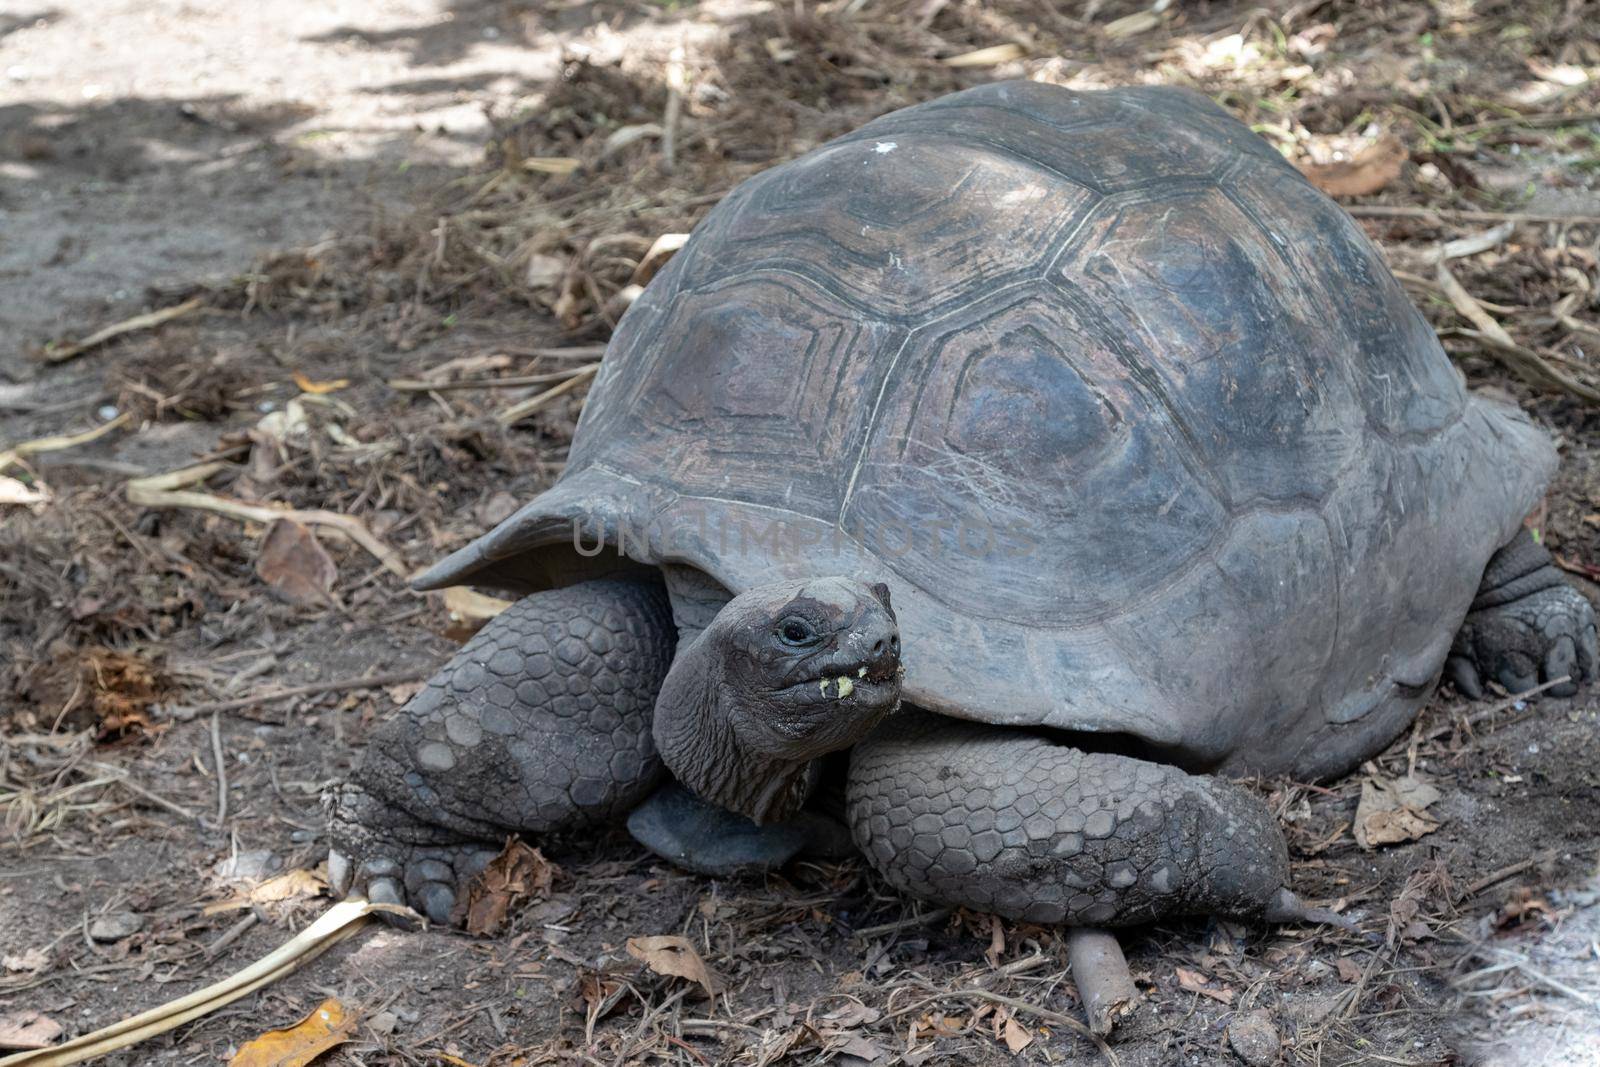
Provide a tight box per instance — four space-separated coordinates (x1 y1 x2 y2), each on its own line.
1433 262 1600 404
42 297 204 364
387 365 596 392
0 900 383 1067
1456 856 1543 901
496 364 599 425
495 344 607 360
906 988 1114 1063
1067 927 1138 1037
126 476 408 577
1464 675 1571 728
851 906 954 940
209 710 228 825
167 669 432 720
0 413 132 474
203 913 259 960
108 774 197 822
1348 204 1600 225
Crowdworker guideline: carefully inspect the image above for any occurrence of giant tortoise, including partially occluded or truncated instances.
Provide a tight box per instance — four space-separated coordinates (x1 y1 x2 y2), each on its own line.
326 81 1596 950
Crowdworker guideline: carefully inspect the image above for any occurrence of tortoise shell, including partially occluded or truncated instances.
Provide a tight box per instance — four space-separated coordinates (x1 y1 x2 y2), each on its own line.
417 82 1553 779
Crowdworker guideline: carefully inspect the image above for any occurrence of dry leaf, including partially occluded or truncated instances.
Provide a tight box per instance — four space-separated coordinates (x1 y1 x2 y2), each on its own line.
1353 773 1443 848
455 839 558 935
1298 135 1407 198
291 371 350 395
2 947 49 974
827 1032 889 1061
630 232 690 287
941 43 1025 67
1175 966 1234 1004
1002 1014 1034 1053
384 680 426 705
625 935 723 999
205 868 328 915
0 474 49 506
0 1010 62 1051
523 156 581 175
228 997 357 1067
1105 10 1160 37
255 519 338 605
524 253 567 291
443 586 513 623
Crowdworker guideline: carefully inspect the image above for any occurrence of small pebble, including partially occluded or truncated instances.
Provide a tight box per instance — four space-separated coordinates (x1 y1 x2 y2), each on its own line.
88 912 144 942
1227 1009 1280 1067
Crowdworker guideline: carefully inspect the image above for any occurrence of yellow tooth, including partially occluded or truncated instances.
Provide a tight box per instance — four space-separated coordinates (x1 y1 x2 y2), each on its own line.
836 676 854 699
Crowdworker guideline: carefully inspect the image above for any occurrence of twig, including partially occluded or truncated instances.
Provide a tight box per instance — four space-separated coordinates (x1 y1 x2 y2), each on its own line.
1463 675 1572 728
496 364 599 425
1438 221 1514 261
166 669 432 720
0 900 383 1067
104 772 197 822
42 297 204 364
850 906 953 940
0 414 132 474
387 365 596 392
209 710 228 825
1348 205 1600 225
1067 928 1138 1036
126 470 409 577
1433 261 1600 403
1450 108 1600 135
203 913 259 960
1456 856 1543 901
909 988 1115 1064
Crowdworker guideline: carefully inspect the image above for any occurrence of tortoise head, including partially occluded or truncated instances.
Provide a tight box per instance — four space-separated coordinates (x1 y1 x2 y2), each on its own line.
653 576 903 823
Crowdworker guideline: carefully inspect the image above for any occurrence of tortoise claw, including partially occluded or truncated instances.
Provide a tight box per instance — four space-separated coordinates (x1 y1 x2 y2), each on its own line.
327 849 353 896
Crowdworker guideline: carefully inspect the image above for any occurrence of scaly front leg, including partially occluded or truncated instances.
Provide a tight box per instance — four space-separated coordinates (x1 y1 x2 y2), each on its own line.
325 578 675 922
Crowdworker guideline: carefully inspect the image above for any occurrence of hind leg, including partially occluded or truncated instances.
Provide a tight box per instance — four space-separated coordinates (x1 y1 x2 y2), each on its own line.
1447 529 1598 698
325 578 675 922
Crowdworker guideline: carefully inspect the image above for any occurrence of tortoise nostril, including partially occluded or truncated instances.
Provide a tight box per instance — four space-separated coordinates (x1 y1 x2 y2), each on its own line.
872 637 888 656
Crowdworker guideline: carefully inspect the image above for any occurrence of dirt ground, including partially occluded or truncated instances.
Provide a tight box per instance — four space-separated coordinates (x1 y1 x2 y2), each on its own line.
4 1 1600 1065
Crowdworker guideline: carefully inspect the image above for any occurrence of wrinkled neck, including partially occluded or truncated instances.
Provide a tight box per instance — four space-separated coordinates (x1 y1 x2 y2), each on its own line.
652 634 816 824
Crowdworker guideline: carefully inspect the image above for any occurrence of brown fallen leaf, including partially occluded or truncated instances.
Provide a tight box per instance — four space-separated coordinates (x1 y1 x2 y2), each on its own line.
1298 134 1407 198
625 935 723 999
1353 773 1442 849
291 371 350 395
1002 1013 1035 1053
826 1032 889 1062
454 839 558 935
0 1010 62 1050
442 585 513 631
0 474 49 507
205 868 329 915
1175 966 1234 1004
228 997 357 1067
255 519 338 606
2 947 49 974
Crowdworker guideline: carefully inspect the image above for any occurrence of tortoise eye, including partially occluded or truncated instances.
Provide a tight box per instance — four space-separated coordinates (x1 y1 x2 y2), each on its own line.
777 617 818 648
